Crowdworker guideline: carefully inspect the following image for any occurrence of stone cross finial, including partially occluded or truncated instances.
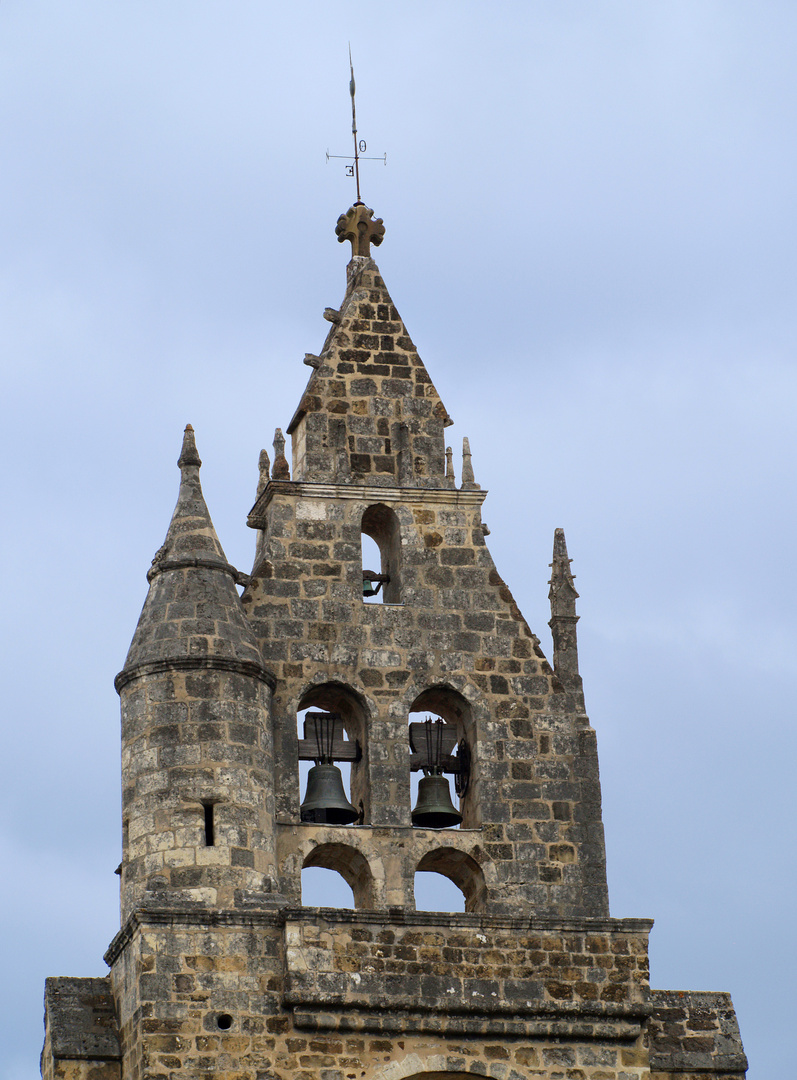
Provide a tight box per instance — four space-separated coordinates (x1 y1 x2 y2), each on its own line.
336 203 385 258
271 428 290 480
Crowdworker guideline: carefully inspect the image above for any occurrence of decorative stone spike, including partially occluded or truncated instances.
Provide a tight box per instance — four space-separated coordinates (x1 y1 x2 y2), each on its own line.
445 445 455 487
335 203 385 258
257 449 271 497
271 428 290 480
548 528 582 692
323 307 341 324
177 423 201 469
304 353 322 368
461 437 480 490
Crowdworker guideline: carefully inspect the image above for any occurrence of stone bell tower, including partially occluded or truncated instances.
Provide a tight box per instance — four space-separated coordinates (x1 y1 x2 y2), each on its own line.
41 205 748 1080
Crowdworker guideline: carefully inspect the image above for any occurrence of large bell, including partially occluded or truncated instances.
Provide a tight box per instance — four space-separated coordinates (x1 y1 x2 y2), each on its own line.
411 773 462 829
300 763 360 825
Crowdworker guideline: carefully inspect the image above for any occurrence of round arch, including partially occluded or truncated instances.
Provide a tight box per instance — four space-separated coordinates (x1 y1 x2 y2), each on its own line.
302 843 375 909
416 847 487 913
297 681 371 822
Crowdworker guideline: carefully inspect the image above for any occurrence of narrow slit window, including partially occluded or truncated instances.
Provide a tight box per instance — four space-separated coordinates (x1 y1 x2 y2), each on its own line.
203 803 215 846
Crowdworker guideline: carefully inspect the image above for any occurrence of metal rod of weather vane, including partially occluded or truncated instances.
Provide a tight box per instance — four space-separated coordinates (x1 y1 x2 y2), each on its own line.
349 49 361 203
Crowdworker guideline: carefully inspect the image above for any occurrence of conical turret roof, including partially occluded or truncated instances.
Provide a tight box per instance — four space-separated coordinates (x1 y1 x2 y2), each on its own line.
117 426 265 685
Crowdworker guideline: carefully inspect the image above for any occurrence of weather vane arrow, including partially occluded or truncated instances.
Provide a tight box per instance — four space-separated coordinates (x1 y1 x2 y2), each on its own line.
326 45 386 204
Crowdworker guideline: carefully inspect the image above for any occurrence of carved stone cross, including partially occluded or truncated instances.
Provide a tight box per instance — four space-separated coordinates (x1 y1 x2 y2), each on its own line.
335 203 385 258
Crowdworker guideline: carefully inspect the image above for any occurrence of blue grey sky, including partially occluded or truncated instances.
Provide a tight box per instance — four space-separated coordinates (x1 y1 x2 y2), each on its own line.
2 3 795 1077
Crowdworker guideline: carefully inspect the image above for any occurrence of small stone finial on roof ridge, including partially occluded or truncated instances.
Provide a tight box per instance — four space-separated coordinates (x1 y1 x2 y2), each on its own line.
271 428 290 480
460 437 480 490
257 449 271 497
548 528 581 689
336 203 385 259
548 528 579 596
177 423 202 469
445 446 455 487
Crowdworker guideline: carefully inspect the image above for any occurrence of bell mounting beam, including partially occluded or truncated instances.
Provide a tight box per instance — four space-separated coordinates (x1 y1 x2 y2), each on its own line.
298 711 360 763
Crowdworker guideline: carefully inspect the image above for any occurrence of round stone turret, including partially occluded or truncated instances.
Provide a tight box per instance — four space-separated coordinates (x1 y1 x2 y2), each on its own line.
115 426 277 919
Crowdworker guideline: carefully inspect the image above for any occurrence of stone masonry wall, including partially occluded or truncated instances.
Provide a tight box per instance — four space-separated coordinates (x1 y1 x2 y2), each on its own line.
105 909 653 1080
243 484 609 919
647 990 748 1078
118 667 276 919
288 258 452 488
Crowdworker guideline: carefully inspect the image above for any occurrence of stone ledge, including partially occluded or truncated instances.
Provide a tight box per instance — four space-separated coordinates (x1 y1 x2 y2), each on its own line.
113 654 276 693
288 906 654 934
291 1007 647 1040
103 903 286 966
43 977 120 1061
248 480 487 528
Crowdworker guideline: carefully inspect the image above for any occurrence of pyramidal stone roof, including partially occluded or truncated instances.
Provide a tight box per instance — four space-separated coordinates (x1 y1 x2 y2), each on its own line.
286 221 454 488
116 426 266 686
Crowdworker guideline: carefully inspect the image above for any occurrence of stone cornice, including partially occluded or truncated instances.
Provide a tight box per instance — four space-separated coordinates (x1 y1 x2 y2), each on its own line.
104 902 653 968
114 656 276 694
247 480 487 528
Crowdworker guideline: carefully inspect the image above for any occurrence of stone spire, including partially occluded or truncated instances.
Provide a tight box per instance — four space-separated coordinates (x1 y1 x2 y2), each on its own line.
461 437 480 490
548 528 581 691
117 425 263 683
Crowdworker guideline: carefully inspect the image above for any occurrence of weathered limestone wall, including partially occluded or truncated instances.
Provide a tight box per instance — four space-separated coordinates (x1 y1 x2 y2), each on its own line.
103 909 653 1080
648 990 748 1078
116 667 276 919
288 258 451 488
243 484 609 918
41 978 121 1080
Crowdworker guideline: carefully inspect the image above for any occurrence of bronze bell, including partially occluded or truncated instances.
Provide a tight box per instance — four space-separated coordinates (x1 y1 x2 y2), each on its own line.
411 773 462 829
300 763 359 825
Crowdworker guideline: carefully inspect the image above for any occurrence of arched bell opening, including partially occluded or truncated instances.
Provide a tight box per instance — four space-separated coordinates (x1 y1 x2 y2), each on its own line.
296 682 369 824
416 848 486 914
302 843 374 909
361 503 401 603
408 687 477 829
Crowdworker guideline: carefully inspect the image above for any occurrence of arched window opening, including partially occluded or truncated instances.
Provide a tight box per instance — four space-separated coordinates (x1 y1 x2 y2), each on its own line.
361 504 401 604
361 533 384 603
408 686 477 829
416 848 486 913
296 683 369 824
301 866 356 909
302 843 374 909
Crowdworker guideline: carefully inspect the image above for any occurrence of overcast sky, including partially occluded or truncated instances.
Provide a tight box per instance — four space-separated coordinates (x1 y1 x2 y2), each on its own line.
2 3 795 1078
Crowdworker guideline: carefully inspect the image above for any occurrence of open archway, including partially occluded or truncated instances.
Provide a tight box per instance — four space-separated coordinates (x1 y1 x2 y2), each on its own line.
416 848 486 913
408 686 477 829
302 843 374 908
361 503 401 603
297 682 369 823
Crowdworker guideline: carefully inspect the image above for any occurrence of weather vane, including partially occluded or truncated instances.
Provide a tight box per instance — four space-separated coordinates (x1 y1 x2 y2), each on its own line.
326 46 386 203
